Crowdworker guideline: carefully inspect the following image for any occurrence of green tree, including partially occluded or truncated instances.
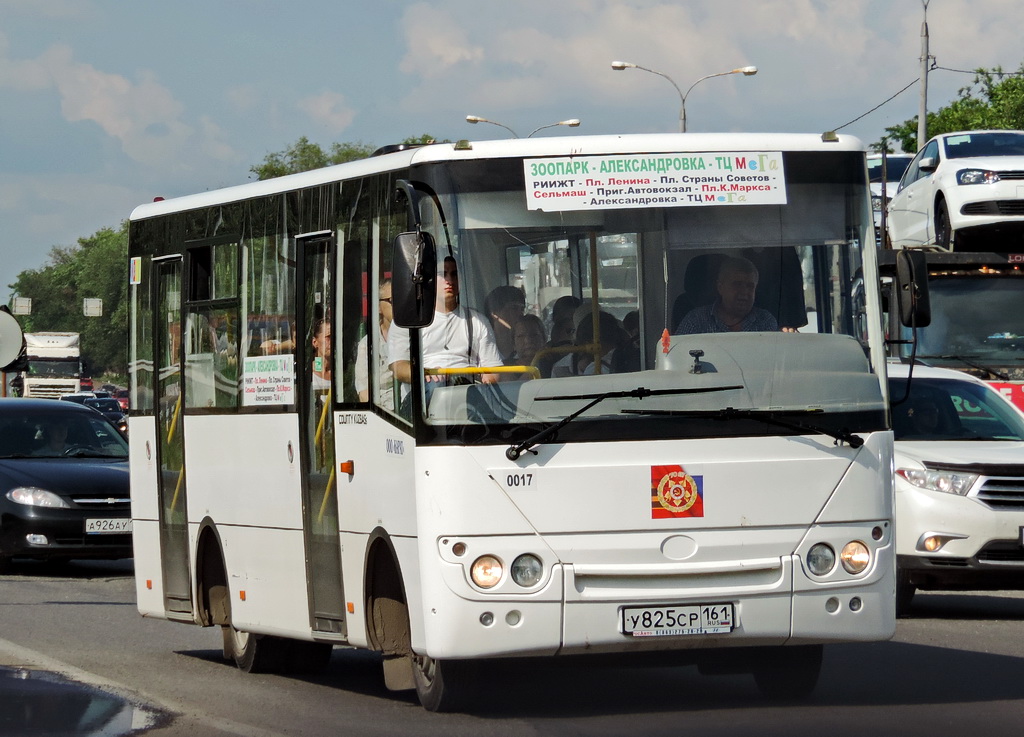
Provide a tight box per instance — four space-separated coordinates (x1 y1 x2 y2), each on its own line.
250 134 441 180
882 63 1024 152
9 224 129 379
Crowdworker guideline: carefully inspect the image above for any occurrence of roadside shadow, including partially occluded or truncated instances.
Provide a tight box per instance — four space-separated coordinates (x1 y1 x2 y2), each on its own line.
1 558 134 580
177 638 1024 719
904 591 1024 621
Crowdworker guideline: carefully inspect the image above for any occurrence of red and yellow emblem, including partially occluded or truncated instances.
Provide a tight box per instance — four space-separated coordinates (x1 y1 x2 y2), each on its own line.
651 465 704 519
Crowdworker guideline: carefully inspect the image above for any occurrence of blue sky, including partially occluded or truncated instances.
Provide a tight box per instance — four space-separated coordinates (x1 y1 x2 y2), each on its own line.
3 0 1023 305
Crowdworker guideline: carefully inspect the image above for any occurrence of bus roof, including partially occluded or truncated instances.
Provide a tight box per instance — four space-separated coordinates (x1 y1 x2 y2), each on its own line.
129 132 866 222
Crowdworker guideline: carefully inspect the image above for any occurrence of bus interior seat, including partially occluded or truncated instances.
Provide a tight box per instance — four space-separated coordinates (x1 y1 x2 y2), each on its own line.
672 253 726 329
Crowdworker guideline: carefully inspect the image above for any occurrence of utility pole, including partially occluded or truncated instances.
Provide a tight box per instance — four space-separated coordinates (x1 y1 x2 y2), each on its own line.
918 0 931 150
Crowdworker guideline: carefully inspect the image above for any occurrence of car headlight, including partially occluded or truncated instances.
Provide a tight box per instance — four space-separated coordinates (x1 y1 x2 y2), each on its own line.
6 487 70 508
957 168 1000 185
470 555 503 588
896 468 978 495
806 543 836 576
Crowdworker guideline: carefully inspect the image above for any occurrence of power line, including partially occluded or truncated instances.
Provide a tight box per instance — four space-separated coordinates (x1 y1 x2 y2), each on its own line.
933 65 1024 76
832 78 919 132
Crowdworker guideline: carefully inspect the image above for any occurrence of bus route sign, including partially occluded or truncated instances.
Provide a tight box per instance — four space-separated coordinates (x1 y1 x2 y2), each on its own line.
524 151 786 212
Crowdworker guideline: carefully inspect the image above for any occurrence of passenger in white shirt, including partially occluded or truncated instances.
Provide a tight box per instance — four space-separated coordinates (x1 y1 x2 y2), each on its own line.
388 257 503 387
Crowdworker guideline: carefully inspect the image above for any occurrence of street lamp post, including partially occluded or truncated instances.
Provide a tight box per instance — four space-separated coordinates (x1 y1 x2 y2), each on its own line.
465 116 581 138
611 61 757 132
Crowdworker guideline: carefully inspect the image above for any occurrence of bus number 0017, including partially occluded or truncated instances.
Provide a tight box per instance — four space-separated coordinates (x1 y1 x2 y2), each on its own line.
506 473 534 488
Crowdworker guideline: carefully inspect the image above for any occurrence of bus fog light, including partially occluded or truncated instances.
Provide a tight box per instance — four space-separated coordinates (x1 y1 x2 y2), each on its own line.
825 597 840 613
807 543 836 575
471 555 503 588
840 541 870 574
849 597 863 612
510 554 543 587
479 612 494 626
506 610 522 626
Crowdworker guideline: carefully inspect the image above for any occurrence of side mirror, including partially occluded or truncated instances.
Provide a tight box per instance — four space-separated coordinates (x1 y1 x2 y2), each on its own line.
896 250 931 328
391 231 437 328
918 156 938 172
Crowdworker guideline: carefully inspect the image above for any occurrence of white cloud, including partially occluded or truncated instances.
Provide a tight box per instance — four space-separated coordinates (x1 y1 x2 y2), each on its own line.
400 3 484 78
0 38 244 169
298 91 356 134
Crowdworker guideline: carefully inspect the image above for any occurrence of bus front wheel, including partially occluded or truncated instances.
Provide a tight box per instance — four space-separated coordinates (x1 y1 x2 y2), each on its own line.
411 654 475 712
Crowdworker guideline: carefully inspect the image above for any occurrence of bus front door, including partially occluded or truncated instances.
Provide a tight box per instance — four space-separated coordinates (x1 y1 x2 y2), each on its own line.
154 258 192 617
298 235 347 636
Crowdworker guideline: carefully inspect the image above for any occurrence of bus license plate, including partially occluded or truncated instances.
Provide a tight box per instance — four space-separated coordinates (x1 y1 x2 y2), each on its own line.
85 518 133 534
622 603 733 637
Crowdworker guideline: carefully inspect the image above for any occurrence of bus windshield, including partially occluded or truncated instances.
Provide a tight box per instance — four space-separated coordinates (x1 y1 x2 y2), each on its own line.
403 150 884 436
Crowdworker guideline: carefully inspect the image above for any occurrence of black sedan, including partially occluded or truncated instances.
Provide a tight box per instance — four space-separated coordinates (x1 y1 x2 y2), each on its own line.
0 399 131 570
83 397 129 435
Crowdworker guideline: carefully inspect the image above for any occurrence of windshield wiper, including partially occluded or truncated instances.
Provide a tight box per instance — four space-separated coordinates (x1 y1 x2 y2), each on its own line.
505 384 742 461
620 406 865 448
931 355 1010 381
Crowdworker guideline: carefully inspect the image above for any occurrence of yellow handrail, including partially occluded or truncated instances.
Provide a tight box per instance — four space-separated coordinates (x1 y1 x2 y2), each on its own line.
425 365 541 380
316 468 337 524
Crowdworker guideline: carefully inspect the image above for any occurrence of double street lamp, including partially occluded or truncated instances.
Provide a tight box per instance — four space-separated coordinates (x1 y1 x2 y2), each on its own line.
465 115 581 138
611 61 758 132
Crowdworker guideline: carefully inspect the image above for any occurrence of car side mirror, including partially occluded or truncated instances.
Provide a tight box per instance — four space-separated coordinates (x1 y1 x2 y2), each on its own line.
918 156 937 172
391 231 437 328
896 250 931 328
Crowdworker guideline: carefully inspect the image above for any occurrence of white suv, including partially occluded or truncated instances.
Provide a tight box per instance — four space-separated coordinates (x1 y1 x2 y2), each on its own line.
888 362 1024 614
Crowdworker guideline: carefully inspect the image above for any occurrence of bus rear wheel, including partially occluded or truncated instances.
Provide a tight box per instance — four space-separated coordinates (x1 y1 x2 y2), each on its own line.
751 644 823 700
222 626 286 673
411 654 475 712
222 627 333 674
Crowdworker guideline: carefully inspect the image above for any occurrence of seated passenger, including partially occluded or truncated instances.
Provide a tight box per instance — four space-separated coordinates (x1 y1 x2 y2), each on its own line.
551 310 627 377
675 256 780 334
484 285 527 362
510 313 546 369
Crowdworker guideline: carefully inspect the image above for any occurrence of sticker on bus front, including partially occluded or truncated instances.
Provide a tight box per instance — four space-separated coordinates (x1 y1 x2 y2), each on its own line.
651 465 704 519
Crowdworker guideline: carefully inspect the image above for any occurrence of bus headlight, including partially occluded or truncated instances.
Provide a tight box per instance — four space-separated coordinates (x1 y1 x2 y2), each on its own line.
470 555 503 588
840 541 871 574
510 554 543 587
806 543 836 576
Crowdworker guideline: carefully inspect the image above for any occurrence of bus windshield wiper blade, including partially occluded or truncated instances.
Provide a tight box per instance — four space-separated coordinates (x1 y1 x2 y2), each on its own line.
505 384 742 461
620 406 865 448
933 355 1010 381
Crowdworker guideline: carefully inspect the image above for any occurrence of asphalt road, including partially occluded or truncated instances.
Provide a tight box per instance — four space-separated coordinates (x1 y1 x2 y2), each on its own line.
2 559 1024 736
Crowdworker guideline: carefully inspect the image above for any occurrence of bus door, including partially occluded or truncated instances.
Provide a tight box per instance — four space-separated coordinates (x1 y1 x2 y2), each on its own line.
297 234 346 636
153 257 192 617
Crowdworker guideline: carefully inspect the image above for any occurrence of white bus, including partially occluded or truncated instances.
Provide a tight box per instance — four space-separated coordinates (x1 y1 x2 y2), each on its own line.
128 133 899 711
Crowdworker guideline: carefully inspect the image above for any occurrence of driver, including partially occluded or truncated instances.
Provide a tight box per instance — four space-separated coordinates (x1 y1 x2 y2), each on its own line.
388 256 503 388
33 420 74 456
675 256 783 334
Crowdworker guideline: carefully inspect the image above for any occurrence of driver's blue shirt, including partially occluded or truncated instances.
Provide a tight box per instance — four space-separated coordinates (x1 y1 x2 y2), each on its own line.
675 303 779 334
